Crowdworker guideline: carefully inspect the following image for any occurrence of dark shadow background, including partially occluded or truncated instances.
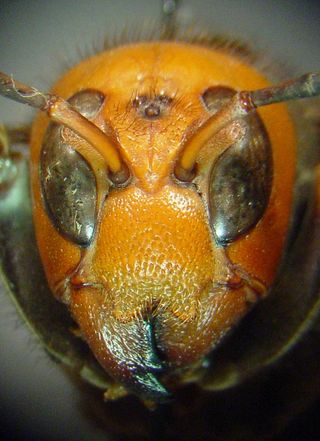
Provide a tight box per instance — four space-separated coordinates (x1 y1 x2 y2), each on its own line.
0 1 320 440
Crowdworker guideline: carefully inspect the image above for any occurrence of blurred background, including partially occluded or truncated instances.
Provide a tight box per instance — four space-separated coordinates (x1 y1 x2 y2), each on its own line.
0 1 320 440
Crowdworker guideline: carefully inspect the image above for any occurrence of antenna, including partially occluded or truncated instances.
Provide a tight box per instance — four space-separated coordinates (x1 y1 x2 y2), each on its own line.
0 71 126 179
175 71 320 181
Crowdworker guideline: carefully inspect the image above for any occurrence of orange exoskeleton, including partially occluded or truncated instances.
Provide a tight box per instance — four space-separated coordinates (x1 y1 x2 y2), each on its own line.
0 33 319 401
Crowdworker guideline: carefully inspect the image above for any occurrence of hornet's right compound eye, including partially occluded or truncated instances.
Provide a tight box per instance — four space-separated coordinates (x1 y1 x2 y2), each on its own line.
67 89 105 119
40 89 106 247
40 123 97 247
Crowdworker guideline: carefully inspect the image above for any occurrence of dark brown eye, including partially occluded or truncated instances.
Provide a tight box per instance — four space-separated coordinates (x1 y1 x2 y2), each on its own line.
203 86 273 246
39 90 106 246
40 124 97 247
68 89 105 118
202 85 235 113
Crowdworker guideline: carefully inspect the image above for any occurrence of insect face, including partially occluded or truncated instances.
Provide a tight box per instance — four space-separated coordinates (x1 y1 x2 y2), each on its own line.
2 5 320 441
24 42 296 399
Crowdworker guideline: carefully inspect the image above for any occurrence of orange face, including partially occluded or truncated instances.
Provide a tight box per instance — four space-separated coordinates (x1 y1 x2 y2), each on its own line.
30 42 295 400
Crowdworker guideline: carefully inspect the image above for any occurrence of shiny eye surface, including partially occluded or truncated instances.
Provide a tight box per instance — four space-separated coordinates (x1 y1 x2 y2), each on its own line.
39 89 106 246
201 85 235 113
40 124 97 246
68 89 105 118
204 87 273 245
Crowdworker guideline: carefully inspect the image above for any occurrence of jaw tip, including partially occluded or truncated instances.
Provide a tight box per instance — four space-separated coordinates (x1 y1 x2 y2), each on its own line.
131 371 172 403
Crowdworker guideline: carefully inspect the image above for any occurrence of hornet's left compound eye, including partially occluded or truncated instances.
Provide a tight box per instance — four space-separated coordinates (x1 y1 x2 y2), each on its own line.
40 89 106 247
203 86 273 246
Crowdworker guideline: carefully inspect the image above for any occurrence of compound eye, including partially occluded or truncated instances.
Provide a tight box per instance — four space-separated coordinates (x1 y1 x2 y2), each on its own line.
203 86 273 246
202 85 235 113
68 89 105 118
39 90 105 247
40 124 97 247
